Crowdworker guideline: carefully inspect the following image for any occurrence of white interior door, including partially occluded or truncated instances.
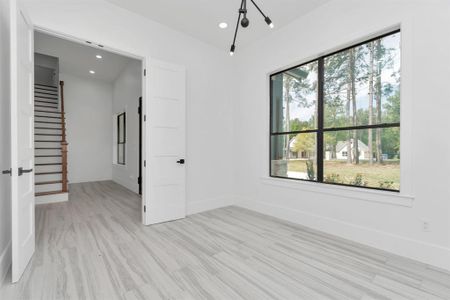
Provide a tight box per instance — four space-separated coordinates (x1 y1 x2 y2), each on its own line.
11 5 35 283
144 59 186 225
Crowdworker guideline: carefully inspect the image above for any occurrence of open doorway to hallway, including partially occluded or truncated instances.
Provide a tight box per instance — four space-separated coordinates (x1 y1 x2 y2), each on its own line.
33 30 144 207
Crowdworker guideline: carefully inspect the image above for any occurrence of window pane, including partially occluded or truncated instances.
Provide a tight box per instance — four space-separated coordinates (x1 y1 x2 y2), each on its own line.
118 113 125 143
271 61 318 133
323 127 400 190
324 32 401 128
271 133 317 181
118 144 125 165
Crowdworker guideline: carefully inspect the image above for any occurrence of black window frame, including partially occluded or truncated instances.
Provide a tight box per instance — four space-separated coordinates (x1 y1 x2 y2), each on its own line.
117 112 126 165
269 29 401 192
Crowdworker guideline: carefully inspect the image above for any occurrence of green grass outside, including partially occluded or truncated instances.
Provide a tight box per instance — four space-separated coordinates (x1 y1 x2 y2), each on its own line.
288 159 400 190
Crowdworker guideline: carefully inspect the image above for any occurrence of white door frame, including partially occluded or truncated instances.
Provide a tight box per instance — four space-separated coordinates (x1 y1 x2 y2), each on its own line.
32 26 150 224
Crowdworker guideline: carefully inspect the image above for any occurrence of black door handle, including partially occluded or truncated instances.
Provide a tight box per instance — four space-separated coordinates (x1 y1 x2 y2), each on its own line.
176 159 185 165
18 167 33 176
2 168 12 176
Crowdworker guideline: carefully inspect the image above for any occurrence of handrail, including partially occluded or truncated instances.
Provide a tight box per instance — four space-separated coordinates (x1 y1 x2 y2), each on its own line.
59 81 68 192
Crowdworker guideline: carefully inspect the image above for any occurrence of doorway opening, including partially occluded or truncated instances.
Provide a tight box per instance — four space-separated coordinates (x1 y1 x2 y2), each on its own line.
33 30 145 215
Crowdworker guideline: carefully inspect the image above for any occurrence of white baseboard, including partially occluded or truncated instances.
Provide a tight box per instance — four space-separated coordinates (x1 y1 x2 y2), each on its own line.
35 192 69 205
236 197 450 272
187 195 235 215
111 178 139 194
0 241 11 288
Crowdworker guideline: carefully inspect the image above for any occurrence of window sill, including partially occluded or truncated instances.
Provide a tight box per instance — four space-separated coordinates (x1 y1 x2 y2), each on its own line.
260 176 414 207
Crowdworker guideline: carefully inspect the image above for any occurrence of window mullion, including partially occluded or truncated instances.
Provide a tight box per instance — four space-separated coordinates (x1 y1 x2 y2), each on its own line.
317 58 324 182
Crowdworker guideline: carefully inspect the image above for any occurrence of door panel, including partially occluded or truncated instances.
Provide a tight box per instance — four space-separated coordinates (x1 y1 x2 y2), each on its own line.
11 6 35 283
144 59 186 225
152 98 181 128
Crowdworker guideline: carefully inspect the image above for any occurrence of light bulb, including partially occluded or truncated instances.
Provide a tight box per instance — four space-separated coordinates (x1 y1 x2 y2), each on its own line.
265 17 274 29
230 44 235 56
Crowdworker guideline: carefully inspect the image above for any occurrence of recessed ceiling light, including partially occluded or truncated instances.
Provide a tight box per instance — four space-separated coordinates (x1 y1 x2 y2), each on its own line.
219 22 228 29
89 70 95 74
96 54 102 59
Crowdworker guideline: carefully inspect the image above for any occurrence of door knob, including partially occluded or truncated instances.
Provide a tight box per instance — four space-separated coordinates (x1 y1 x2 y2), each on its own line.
176 159 185 165
18 167 33 176
2 168 12 176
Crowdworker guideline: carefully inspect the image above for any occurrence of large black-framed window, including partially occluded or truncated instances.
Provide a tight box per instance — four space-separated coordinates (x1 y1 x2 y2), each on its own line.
270 30 401 192
117 112 126 165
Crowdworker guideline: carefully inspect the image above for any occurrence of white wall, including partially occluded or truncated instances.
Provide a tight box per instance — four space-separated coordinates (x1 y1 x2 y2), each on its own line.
232 0 450 270
112 60 141 193
22 0 234 214
0 0 11 286
61 73 113 183
34 53 58 86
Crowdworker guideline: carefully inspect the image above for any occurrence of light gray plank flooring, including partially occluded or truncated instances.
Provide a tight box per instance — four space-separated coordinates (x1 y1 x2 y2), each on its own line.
1 181 450 300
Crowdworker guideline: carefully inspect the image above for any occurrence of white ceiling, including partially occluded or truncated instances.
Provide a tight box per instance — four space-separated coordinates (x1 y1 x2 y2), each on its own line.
34 31 134 82
104 0 331 49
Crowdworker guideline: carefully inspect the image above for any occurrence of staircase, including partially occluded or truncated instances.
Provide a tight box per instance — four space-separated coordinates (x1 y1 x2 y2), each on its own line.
34 81 69 202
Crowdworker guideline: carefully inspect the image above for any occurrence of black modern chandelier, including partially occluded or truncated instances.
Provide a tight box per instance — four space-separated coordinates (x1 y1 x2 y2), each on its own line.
229 0 274 56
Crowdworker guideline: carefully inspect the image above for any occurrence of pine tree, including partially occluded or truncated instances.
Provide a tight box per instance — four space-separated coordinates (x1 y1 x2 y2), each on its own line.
375 39 383 164
349 48 359 164
368 42 375 164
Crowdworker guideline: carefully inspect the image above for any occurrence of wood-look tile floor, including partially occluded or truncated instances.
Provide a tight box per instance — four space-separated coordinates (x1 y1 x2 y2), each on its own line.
1 181 450 300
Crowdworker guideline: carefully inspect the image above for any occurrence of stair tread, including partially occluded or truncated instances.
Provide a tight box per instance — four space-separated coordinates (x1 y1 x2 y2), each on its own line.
34 110 63 114
35 106 58 110
35 86 57 91
35 180 63 185
35 100 58 104
35 147 62 150
35 127 62 130
35 121 62 124
35 140 62 143
35 133 62 136
35 171 62 175
35 94 58 98
34 95 58 100
35 155 62 157
35 115 61 119
35 103 58 106
34 83 57 88
35 91 58 96
34 85 58 91
36 190 66 197
35 163 62 166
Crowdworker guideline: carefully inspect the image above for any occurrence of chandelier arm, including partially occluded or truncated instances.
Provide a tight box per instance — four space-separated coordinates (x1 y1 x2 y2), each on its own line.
232 0 245 46
249 0 267 18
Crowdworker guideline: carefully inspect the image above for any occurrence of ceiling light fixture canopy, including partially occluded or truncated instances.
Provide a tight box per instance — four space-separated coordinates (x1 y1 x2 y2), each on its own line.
230 0 274 56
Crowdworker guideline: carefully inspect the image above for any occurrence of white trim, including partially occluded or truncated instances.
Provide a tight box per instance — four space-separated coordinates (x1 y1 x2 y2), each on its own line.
261 177 414 207
31 26 148 225
237 198 450 272
187 195 235 215
35 192 68 205
0 241 11 288
33 27 144 61
398 18 414 198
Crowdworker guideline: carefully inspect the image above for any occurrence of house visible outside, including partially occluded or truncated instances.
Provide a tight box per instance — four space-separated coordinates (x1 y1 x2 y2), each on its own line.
289 138 372 161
